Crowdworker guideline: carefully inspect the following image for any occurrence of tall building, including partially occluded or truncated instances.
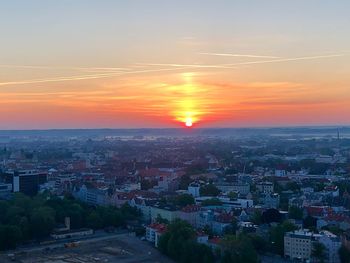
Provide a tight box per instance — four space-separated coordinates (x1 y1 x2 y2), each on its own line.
0 183 12 199
4 170 47 196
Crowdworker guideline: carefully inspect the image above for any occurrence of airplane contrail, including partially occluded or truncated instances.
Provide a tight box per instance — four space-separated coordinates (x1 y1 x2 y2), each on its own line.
199 52 280 59
136 63 235 69
139 54 345 69
0 64 130 72
0 53 344 87
224 53 345 67
0 67 191 87
0 73 124 86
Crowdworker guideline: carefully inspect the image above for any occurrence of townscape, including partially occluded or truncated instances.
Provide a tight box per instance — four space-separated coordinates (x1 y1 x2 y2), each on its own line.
2 0 350 262
0 128 350 263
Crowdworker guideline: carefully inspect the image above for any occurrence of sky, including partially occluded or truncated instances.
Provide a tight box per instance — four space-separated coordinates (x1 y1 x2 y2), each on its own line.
0 0 350 129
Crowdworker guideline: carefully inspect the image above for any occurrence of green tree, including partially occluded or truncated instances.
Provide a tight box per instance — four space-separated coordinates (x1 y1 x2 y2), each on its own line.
203 225 214 238
141 179 152 190
312 242 326 263
201 198 222 206
5 206 25 225
0 225 22 250
181 241 215 263
251 211 262 225
12 193 33 214
220 235 258 263
285 182 300 192
158 219 214 263
224 218 238 235
86 211 103 229
66 204 85 228
262 208 282 224
288 206 303 220
30 207 56 239
156 214 169 224
339 245 350 263
228 191 238 199
0 193 142 250
200 184 220 197
18 216 31 240
175 194 195 208
179 175 192 190
303 215 317 230
269 221 297 255
0 201 10 223
247 234 267 253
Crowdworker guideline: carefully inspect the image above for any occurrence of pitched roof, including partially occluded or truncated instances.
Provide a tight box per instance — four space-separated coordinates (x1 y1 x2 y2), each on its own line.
147 223 167 234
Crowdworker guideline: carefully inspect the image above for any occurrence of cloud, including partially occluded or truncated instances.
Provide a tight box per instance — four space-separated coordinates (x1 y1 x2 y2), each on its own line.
199 52 280 59
0 53 345 87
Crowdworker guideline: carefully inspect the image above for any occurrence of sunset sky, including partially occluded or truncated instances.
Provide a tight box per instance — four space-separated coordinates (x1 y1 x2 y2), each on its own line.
1 0 349 129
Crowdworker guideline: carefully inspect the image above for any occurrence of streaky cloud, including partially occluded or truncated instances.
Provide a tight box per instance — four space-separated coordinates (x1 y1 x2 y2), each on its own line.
136 63 235 69
225 53 345 66
199 52 280 59
0 64 130 73
0 72 123 86
0 54 344 87
138 53 345 70
0 67 191 87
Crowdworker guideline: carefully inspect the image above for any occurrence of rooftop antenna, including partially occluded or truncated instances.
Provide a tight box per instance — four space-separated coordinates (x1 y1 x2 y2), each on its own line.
337 128 340 141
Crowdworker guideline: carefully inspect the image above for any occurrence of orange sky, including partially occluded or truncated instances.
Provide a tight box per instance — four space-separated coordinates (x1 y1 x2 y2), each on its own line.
1 1 350 129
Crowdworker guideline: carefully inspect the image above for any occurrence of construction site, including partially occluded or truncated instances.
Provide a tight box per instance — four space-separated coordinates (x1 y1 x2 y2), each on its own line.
0 233 173 263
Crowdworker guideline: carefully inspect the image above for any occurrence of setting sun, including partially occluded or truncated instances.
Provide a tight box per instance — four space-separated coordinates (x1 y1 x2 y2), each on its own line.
185 117 193 127
0 1 349 130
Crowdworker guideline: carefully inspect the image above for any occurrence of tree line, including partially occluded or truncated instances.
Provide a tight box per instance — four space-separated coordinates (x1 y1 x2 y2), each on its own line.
0 193 141 250
158 219 259 263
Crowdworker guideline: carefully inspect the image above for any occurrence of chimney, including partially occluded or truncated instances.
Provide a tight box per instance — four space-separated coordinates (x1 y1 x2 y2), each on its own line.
65 217 71 230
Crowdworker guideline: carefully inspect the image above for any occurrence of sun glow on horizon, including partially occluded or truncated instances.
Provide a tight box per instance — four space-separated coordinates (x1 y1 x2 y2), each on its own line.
170 73 207 128
185 117 193 127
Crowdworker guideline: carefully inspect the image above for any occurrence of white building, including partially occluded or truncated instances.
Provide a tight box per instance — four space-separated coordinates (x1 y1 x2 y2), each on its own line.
75 184 109 206
284 230 314 261
51 228 93 240
318 231 341 263
188 182 200 197
145 223 167 247
275 170 286 177
256 182 274 194
284 230 341 263
195 196 253 209
216 182 250 195
260 193 280 209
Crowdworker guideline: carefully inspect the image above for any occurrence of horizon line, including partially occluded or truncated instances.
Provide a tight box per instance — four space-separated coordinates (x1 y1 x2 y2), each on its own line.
0 125 349 132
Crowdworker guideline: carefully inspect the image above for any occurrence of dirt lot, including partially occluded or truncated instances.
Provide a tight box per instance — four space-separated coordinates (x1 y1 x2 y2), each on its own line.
0 233 173 263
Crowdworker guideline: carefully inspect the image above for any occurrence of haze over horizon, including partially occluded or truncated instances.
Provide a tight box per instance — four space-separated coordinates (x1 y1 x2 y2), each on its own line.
1 0 350 129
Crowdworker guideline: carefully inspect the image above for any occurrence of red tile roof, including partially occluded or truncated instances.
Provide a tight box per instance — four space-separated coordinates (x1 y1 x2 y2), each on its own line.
208 237 222 245
305 206 332 217
148 223 167 234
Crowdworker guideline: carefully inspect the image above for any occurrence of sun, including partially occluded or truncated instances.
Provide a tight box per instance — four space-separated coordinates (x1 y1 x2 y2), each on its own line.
185 117 193 127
